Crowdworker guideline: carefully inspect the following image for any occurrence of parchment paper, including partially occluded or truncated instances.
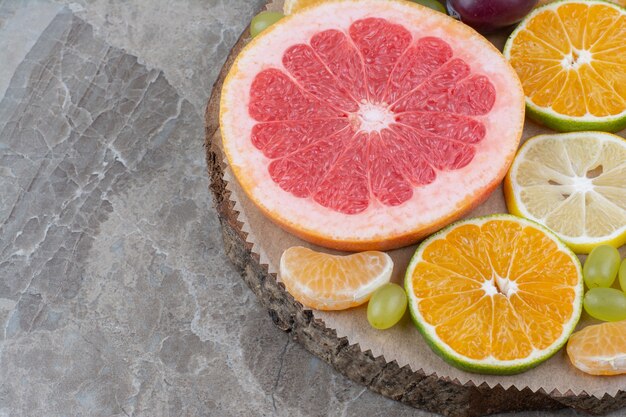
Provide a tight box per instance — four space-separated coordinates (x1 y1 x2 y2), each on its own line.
218 0 626 397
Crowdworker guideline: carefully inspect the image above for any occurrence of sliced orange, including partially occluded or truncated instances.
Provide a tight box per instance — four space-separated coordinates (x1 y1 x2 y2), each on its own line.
567 320 626 375
405 215 583 374
504 0 626 132
279 246 392 310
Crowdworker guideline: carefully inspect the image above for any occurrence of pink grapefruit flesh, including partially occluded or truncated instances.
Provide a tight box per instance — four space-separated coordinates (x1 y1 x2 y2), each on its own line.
220 0 525 251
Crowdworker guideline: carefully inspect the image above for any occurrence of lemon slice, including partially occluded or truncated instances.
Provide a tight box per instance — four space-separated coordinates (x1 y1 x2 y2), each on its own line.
504 132 626 253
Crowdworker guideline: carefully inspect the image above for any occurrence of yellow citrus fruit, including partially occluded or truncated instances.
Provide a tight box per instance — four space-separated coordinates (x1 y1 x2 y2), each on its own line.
567 320 626 375
279 246 392 310
505 132 626 254
405 215 583 374
504 0 626 132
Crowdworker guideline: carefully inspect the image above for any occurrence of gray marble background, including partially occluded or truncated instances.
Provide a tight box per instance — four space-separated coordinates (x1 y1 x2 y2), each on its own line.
0 0 617 416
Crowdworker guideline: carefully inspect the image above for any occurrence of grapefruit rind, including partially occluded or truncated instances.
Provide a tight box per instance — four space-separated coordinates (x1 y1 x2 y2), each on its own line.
504 132 626 254
220 0 525 251
404 214 584 375
503 0 626 133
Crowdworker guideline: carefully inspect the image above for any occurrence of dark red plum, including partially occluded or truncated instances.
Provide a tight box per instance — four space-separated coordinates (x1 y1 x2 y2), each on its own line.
446 0 539 33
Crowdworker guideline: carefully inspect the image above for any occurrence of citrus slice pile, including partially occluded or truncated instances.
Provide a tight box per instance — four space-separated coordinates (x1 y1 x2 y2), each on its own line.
567 319 626 375
280 246 392 310
505 0 626 132
405 215 583 374
505 132 626 253
221 0 525 251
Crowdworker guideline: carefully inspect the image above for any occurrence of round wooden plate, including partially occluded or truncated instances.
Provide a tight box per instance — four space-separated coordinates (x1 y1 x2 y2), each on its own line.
204 18 626 417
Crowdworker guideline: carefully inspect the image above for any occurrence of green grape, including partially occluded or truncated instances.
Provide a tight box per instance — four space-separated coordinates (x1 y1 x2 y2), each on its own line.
410 0 447 13
583 245 621 289
620 258 626 293
367 283 408 330
583 288 626 322
250 11 284 38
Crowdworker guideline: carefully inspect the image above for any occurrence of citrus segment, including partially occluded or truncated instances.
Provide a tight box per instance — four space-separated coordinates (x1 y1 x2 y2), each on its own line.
505 132 626 253
504 0 626 132
221 0 524 250
567 320 626 375
279 246 392 310
410 263 482 298
405 215 583 374
435 296 493 360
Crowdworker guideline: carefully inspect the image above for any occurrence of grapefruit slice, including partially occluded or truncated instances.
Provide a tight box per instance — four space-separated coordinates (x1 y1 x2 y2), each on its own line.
221 0 525 251
405 215 583 374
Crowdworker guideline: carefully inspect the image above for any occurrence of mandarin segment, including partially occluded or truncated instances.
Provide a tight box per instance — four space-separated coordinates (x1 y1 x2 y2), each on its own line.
445 224 493 279
411 262 482 298
509 29 564 60
418 290 485 326
524 10 571 54
555 3 587 49
551 71 587 117
421 238 487 282
280 246 392 310
518 283 576 304
435 296 493 360
491 294 533 361
508 226 559 279
509 295 564 350
481 220 522 279
529 70 568 108
577 64 625 117
587 13 626 52
590 61 626 101
584 5 622 49
515 291 574 323
567 320 626 375
508 58 561 92
513 250 580 286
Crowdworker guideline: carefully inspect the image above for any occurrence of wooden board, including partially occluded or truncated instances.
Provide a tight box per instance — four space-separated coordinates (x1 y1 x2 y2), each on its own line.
204 16 626 417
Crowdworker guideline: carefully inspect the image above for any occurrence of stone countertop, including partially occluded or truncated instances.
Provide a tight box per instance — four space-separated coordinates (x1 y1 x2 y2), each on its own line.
0 1 616 416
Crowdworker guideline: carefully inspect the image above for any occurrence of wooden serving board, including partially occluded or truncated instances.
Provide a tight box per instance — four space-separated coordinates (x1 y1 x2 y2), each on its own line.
204 4 626 415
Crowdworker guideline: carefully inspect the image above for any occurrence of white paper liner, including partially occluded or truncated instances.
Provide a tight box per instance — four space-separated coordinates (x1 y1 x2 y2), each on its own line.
216 0 626 398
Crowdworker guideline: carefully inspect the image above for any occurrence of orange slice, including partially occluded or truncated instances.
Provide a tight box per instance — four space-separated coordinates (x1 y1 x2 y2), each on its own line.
504 0 626 132
567 320 626 375
405 215 583 374
279 246 393 310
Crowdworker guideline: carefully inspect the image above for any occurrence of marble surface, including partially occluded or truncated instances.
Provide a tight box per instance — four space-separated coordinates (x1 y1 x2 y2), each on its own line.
0 1 617 416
